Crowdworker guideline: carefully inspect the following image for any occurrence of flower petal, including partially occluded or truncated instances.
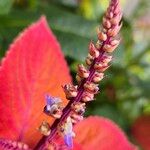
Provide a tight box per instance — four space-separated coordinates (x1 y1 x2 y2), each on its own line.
0 16 71 147
74 116 136 150
64 133 73 148
49 135 82 150
131 115 150 150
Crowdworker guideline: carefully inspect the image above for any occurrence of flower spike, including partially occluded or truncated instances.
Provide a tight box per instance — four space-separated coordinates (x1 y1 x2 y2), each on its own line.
35 0 122 149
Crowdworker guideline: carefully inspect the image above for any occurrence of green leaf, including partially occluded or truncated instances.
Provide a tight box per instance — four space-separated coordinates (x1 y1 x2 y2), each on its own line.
41 4 97 39
0 0 13 14
0 3 98 60
0 27 22 57
119 99 145 122
53 30 90 60
144 103 150 114
50 0 78 8
90 104 128 130
79 0 109 20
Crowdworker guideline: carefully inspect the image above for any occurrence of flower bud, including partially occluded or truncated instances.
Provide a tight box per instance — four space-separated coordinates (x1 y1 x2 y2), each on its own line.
82 92 94 102
103 44 118 53
103 18 111 29
85 54 94 66
110 5 115 11
76 74 82 83
50 105 63 118
78 64 89 78
71 113 84 124
71 102 86 115
109 11 114 18
103 28 107 33
101 55 112 64
89 42 99 58
94 62 109 72
110 39 120 46
105 11 113 19
93 72 104 83
62 84 78 99
96 40 102 49
114 4 121 15
39 121 51 136
107 28 117 37
98 31 107 41
84 81 99 94
107 24 122 37
110 14 121 25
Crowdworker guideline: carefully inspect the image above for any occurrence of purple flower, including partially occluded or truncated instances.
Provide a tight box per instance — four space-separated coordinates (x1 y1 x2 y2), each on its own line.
63 117 74 148
44 95 62 118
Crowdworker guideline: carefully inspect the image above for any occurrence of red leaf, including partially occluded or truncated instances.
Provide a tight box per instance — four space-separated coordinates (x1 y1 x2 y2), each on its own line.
0 16 71 148
74 116 136 150
0 138 31 150
132 115 150 150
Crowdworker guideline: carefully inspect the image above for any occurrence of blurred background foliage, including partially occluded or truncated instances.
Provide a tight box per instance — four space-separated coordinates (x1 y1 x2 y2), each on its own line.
0 0 149 149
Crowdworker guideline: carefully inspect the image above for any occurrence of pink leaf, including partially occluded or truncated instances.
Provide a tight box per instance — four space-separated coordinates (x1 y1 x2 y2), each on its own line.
0 138 31 150
0 16 71 148
74 116 136 150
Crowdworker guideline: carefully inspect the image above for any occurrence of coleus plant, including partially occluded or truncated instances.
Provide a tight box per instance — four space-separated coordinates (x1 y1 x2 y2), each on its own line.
0 0 137 150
